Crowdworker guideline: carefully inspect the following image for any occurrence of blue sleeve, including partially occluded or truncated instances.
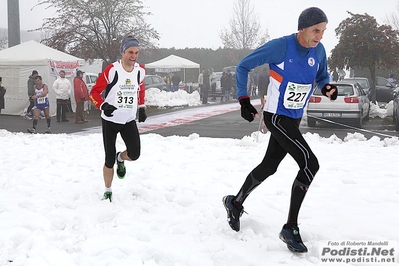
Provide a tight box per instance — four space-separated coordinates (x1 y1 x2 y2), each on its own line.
236 37 287 99
314 43 330 90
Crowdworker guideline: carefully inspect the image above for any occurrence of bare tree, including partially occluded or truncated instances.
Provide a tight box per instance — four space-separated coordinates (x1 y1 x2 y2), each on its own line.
385 1 399 30
219 0 269 50
34 0 160 64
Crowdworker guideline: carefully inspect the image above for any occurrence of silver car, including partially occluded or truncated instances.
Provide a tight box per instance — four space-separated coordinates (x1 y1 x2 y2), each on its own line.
342 77 371 95
306 82 370 128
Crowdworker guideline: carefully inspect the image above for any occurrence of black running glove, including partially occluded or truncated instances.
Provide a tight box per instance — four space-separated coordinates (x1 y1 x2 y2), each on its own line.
321 84 338 100
138 107 147 122
239 97 258 122
101 102 117 117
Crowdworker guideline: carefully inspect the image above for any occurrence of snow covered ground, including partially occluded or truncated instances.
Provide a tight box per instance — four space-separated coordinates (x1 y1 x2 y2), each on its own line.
1 89 398 266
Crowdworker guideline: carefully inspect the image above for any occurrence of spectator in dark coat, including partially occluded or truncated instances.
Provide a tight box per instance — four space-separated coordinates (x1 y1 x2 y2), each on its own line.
202 70 210 104
332 69 338 82
221 71 233 102
171 73 181 92
0 77 6 114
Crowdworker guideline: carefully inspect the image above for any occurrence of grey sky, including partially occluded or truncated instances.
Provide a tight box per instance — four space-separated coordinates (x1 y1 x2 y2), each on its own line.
1 0 398 56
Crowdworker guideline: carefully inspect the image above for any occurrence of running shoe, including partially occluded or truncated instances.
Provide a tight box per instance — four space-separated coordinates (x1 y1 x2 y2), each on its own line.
102 191 112 202
116 152 126 179
45 127 51 134
27 128 36 134
222 195 244 232
279 224 308 253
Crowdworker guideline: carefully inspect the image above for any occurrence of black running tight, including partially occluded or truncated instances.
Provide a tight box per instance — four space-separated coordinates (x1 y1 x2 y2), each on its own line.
102 119 141 168
235 112 319 205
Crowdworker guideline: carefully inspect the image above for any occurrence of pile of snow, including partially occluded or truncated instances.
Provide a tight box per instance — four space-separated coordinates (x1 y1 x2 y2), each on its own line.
1 90 398 265
1 114 399 265
145 88 202 108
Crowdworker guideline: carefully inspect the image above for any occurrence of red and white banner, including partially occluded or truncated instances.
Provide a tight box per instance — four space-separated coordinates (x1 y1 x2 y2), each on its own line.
49 60 80 78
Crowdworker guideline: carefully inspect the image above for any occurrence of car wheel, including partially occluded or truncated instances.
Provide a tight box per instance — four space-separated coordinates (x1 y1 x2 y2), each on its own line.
307 117 316 127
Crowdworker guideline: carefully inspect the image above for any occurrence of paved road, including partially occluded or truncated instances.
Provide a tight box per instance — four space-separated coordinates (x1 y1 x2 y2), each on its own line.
1 105 398 139
0 110 103 134
0 106 176 135
146 109 399 140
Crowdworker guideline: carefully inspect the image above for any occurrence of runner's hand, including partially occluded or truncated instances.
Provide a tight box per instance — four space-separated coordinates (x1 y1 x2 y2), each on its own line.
101 102 117 117
239 97 258 122
322 84 338 100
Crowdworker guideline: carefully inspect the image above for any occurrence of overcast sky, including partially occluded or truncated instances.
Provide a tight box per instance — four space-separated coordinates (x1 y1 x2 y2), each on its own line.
1 0 398 56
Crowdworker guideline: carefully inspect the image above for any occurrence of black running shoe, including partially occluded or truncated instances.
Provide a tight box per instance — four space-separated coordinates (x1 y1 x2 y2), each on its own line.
222 195 244 232
279 224 308 253
27 128 36 134
116 152 126 179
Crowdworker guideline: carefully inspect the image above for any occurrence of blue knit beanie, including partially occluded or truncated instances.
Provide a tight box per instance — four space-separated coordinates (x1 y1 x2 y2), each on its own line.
298 7 328 30
120 36 140 53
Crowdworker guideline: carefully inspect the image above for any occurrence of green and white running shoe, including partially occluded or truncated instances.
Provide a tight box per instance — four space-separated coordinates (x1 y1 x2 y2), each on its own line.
116 152 126 179
102 191 113 202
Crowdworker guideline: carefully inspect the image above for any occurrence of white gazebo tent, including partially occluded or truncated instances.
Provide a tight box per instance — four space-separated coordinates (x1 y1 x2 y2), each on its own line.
145 54 200 81
0 40 85 116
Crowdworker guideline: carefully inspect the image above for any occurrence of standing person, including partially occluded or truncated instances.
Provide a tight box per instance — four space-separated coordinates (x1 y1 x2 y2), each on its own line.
171 72 181 92
27 76 52 134
202 69 210 104
90 36 147 202
257 67 270 105
225 70 233 102
0 77 6 114
222 7 337 253
74 70 90 124
388 73 396 83
53 70 72 122
332 69 339 82
26 70 38 119
209 68 217 100
221 71 232 102
220 72 227 102
198 69 204 94
166 73 173 92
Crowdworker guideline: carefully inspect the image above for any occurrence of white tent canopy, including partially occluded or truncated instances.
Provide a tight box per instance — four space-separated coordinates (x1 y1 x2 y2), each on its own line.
145 54 200 81
0 40 85 116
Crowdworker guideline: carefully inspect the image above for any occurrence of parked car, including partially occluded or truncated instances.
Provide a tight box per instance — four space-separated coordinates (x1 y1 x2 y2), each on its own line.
392 87 399 131
374 76 397 103
342 77 371 95
222 66 236 75
144 75 167 91
307 81 370 128
84 72 98 93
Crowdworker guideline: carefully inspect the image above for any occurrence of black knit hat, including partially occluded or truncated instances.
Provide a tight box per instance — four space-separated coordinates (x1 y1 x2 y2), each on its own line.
298 7 328 30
